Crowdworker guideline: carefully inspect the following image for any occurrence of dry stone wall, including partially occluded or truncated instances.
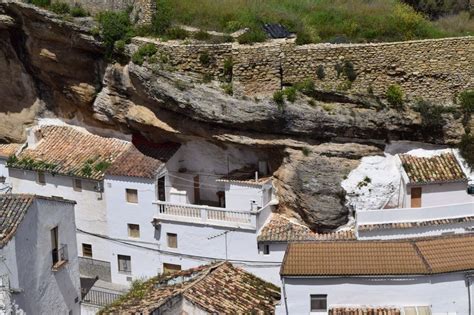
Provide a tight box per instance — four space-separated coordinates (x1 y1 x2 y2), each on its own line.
133 36 474 103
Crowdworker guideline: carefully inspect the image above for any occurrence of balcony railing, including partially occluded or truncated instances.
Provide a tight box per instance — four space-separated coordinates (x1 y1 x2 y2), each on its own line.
154 201 257 229
52 244 68 270
82 289 122 307
356 202 474 229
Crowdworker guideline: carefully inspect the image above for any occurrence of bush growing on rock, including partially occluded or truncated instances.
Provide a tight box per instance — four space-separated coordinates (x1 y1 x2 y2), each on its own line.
166 27 189 40
294 79 315 96
97 10 133 58
237 28 267 44
194 30 211 41
28 0 51 8
316 65 325 80
199 51 211 66
273 91 285 109
459 90 474 114
70 5 88 17
386 84 404 109
132 43 158 65
284 87 297 103
49 2 70 14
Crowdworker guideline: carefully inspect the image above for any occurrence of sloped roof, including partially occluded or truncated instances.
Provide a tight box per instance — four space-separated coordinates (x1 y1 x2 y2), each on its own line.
0 194 34 247
0 143 21 159
101 262 280 314
281 234 474 277
10 126 179 180
258 214 355 242
399 153 466 184
358 215 474 232
330 307 401 315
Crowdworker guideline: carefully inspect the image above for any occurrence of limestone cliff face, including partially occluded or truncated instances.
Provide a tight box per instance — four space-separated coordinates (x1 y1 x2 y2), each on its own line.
0 2 469 230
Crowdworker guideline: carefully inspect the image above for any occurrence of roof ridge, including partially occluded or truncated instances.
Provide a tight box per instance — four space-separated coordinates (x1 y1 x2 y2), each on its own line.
411 241 433 274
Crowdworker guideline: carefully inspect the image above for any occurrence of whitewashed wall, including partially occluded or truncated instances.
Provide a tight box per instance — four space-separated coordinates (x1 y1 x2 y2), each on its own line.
402 181 473 208
0 198 81 314
280 273 472 315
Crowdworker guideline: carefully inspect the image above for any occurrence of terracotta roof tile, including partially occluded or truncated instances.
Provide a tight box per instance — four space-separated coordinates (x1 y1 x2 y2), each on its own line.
358 216 474 232
0 143 21 159
399 153 466 184
258 214 355 242
101 262 280 314
281 234 474 277
0 194 34 247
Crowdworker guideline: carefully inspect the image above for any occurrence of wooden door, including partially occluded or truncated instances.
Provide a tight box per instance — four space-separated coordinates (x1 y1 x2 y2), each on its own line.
411 187 422 208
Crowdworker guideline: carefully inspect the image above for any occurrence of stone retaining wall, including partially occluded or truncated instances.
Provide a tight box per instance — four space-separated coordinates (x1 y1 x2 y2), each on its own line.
133 36 474 103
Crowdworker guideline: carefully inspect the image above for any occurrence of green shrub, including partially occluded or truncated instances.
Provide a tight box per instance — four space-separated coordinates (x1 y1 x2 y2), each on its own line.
295 30 313 45
114 40 126 54
459 90 474 114
132 43 158 65
295 79 316 95
273 91 285 109
316 65 325 80
302 147 311 156
70 5 88 17
49 2 70 14
199 51 211 66
221 83 233 95
97 11 133 58
150 0 173 35
414 99 445 131
343 60 357 82
386 84 404 109
202 73 213 83
459 133 474 168
284 87 297 103
28 0 51 8
223 57 233 77
166 27 189 40
237 28 267 44
194 30 211 40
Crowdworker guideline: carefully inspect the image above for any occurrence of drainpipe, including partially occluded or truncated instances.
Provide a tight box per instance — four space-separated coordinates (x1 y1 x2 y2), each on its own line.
467 273 473 315
281 276 289 315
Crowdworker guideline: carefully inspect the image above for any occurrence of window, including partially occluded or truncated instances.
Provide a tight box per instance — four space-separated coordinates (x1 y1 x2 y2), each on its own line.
126 189 138 203
73 179 82 192
310 295 327 312
118 255 131 274
37 171 46 185
163 263 181 274
263 244 270 255
51 226 59 264
167 233 177 248
82 243 92 258
157 176 166 201
128 224 140 238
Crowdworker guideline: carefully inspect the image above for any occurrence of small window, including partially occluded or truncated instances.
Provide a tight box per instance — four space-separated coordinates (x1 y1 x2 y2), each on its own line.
82 243 92 258
118 255 131 274
126 189 138 203
37 171 46 185
167 233 177 248
163 263 181 274
310 295 327 312
263 244 270 255
128 224 140 238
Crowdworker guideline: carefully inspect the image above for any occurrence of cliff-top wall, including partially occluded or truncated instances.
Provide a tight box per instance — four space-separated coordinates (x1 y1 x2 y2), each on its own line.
133 36 474 104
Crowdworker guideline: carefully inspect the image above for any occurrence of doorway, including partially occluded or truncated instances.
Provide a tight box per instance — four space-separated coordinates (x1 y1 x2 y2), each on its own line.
411 187 422 208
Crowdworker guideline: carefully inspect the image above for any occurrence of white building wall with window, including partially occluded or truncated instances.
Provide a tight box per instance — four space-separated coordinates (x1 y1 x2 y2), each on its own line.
8 169 112 264
401 181 474 208
0 198 81 314
278 273 471 315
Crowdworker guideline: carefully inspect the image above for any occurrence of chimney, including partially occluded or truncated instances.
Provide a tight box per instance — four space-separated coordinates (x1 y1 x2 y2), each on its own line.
26 126 42 149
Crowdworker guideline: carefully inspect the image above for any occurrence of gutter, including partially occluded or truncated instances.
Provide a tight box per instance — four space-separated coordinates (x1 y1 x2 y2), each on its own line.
281 276 289 315
466 273 474 315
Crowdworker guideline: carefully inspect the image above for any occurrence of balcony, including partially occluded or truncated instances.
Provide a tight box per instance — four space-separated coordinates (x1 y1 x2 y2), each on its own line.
356 202 474 238
154 201 257 230
52 244 68 271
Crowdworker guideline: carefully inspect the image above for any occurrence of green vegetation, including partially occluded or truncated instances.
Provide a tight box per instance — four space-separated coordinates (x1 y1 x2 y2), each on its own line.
459 133 474 168
194 30 211 41
386 84 404 109
273 91 285 110
302 147 311 156
28 0 51 8
97 11 133 57
80 158 112 177
150 0 472 44
165 27 189 40
70 5 88 17
402 0 470 19
284 87 297 103
316 65 325 80
223 57 233 80
27 0 89 18
459 90 474 114
237 28 267 44
7 156 57 172
221 83 233 95
49 2 70 14
199 51 211 66
357 176 372 188
132 43 158 65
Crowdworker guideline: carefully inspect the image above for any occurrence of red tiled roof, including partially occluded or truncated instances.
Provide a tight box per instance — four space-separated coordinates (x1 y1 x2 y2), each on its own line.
0 194 34 247
258 214 355 242
330 307 401 315
281 234 474 277
399 153 466 184
101 262 280 314
0 143 21 159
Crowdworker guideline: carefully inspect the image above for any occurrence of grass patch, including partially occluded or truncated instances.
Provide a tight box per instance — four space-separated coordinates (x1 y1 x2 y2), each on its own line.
149 0 469 43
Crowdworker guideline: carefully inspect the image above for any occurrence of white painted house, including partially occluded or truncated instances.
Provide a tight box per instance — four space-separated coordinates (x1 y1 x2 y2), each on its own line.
0 144 21 194
278 234 474 315
0 194 81 314
6 123 286 286
355 152 474 240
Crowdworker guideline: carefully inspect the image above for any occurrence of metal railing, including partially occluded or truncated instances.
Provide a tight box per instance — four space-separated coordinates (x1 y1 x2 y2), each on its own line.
155 201 257 229
82 289 122 307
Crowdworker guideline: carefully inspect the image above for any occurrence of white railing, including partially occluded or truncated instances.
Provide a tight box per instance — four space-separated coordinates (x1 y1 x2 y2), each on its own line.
356 202 474 226
154 201 257 229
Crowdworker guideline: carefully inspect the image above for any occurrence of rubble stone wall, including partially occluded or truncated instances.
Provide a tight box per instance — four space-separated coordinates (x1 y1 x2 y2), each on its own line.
133 36 474 103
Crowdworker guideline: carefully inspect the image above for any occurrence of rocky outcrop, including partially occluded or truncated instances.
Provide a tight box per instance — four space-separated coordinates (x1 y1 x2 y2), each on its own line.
0 2 469 229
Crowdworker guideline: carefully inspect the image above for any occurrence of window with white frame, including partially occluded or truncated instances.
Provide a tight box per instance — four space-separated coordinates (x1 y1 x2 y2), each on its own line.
118 255 131 274
310 295 327 313
82 243 92 258
167 233 178 248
